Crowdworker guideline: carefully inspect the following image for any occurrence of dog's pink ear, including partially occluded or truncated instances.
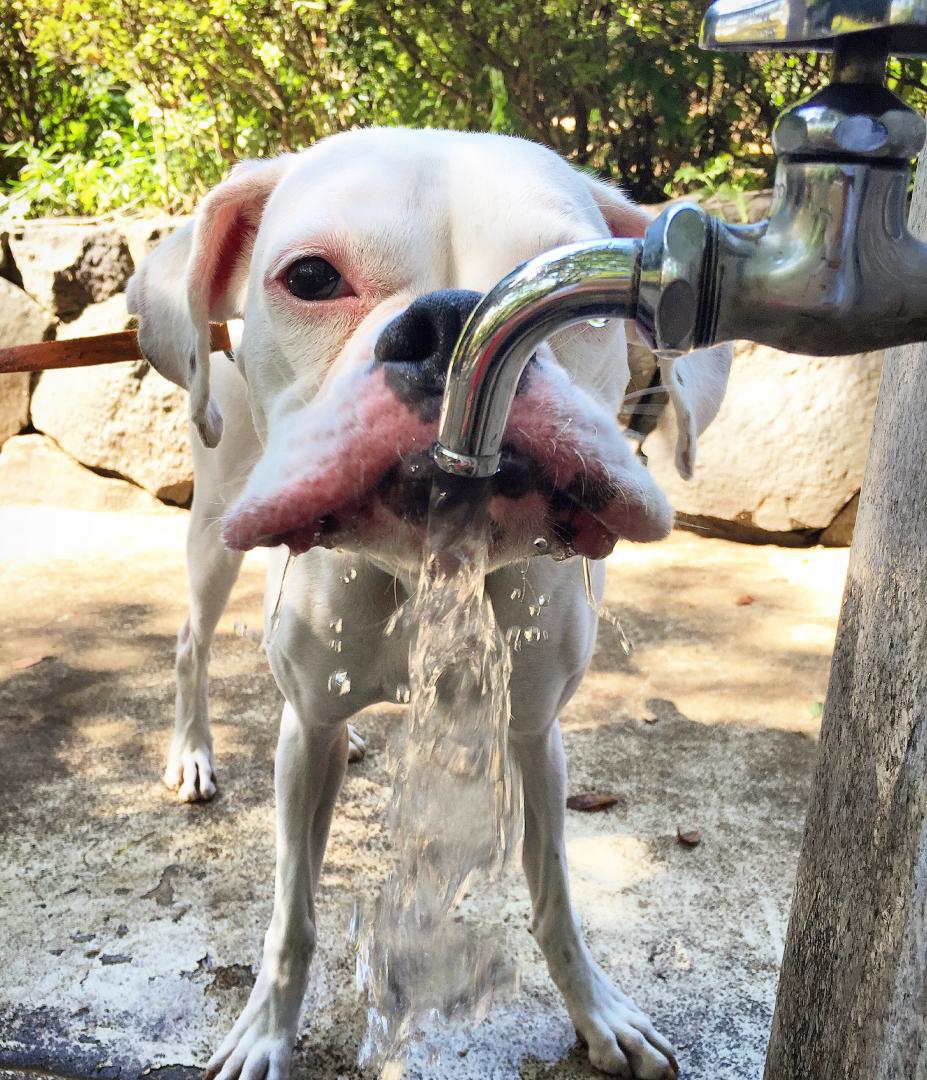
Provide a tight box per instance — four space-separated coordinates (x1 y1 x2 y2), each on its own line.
127 156 289 447
582 175 653 239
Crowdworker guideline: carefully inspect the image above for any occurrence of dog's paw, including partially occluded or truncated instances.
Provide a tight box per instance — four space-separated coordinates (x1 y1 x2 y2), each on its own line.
205 984 295 1080
163 742 217 802
567 969 677 1079
347 723 366 763
205 1032 290 1080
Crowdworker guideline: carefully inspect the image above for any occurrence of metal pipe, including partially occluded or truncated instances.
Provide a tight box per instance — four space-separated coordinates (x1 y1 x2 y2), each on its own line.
433 238 642 478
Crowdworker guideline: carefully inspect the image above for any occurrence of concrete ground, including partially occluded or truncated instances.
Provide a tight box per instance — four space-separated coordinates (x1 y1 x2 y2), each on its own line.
0 503 849 1080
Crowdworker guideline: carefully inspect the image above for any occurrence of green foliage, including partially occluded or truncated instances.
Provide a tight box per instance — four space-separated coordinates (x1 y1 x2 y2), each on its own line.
670 152 766 220
1 0 926 217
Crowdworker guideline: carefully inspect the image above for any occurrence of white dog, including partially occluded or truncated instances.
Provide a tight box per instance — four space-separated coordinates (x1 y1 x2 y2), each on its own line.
127 128 731 1080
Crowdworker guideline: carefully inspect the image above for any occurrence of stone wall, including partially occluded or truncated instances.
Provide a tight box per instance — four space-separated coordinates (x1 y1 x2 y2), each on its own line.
0 203 878 544
0 215 195 509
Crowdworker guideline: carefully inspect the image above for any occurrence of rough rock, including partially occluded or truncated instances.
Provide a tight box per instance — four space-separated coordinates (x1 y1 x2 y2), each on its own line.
0 433 169 512
57 293 133 340
643 344 882 542
0 278 56 446
30 361 193 504
121 214 190 268
819 493 860 547
0 371 32 449
5 222 134 321
0 230 23 287
643 190 772 226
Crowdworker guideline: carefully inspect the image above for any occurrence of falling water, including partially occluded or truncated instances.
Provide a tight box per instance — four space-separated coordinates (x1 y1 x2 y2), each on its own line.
265 550 295 647
355 484 523 1074
582 556 633 656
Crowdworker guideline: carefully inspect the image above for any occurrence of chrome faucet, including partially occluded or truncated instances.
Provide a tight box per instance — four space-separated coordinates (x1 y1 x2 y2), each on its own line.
433 0 927 480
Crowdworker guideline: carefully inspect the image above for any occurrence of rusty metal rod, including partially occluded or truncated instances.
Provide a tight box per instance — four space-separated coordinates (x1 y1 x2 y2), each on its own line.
0 323 231 374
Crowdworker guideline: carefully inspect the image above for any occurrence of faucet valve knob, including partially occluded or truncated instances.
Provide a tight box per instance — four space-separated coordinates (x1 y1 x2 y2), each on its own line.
639 203 713 354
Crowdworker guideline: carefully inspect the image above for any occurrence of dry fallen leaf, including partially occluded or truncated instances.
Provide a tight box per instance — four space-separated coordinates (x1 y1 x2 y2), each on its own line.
567 792 620 812
11 656 49 670
677 826 702 847
735 595 755 606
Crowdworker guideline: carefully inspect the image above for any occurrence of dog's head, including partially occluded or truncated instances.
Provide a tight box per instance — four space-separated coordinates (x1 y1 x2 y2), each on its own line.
128 129 731 568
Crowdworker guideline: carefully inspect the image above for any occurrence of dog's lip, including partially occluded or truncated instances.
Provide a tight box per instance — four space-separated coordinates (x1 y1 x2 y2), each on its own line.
222 447 669 559
221 360 673 557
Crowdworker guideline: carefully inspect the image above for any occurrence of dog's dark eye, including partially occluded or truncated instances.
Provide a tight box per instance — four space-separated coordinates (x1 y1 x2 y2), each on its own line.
285 257 342 301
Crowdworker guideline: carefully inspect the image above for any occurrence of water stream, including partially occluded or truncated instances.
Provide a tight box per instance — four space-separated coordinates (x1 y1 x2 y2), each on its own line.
354 484 523 1075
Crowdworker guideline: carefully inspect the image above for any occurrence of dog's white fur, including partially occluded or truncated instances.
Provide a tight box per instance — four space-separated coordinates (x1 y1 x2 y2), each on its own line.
128 129 731 1079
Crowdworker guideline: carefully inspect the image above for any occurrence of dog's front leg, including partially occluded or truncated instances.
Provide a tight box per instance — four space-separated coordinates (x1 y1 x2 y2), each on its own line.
205 556 395 1080
206 698 348 1080
511 719 678 1080
491 562 678 1080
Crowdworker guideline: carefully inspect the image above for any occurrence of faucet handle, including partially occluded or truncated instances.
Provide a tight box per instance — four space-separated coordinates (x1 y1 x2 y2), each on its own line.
701 0 927 56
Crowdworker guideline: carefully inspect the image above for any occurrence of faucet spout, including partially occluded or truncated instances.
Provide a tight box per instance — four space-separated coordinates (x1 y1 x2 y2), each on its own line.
433 238 642 479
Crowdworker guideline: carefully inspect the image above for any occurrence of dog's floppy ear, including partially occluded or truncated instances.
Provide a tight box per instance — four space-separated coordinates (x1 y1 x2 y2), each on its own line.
582 173 653 238
583 175 733 479
127 156 289 447
658 344 733 480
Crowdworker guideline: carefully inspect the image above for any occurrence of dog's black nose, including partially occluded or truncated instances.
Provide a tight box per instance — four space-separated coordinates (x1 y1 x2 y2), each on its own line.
375 289 482 368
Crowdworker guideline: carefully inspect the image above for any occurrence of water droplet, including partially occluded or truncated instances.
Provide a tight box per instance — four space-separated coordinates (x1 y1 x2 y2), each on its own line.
395 683 411 705
329 617 343 634
523 626 542 644
327 670 351 695
341 567 357 584
533 537 549 554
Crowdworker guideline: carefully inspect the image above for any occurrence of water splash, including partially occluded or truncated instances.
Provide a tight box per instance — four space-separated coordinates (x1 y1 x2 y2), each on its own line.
355 485 522 1073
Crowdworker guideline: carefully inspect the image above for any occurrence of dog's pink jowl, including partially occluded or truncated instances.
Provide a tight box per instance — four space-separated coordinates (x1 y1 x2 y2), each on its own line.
223 357 672 562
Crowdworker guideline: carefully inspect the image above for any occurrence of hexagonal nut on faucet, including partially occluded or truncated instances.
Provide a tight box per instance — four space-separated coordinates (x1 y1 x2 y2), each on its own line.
638 202 710 354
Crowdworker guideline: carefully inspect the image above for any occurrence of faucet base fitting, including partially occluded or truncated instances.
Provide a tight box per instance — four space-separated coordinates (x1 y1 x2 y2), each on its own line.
431 443 500 479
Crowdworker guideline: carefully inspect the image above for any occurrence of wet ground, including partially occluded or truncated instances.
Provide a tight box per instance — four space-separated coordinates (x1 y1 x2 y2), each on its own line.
0 503 849 1080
